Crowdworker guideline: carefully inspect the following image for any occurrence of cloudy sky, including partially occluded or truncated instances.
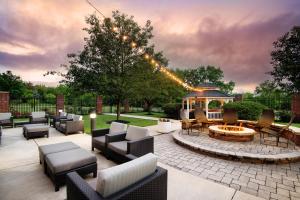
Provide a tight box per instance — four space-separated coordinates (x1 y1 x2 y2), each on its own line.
0 0 299 92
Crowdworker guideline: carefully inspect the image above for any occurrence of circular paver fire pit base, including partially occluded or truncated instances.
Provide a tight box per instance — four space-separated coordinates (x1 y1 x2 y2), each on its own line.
172 131 300 164
208 125 255 142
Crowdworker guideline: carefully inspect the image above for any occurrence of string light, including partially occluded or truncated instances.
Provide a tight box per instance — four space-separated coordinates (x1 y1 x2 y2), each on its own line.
86 0 204 92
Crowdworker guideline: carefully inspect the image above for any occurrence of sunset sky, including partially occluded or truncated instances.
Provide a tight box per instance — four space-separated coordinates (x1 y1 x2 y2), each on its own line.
0 0 299 92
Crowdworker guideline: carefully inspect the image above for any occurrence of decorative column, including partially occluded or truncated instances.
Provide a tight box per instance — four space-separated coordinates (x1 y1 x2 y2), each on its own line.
186 98 190 119
0 91 9 112
205 98 209 119
292 93 300 122
56 94 64 115
96 96 103 114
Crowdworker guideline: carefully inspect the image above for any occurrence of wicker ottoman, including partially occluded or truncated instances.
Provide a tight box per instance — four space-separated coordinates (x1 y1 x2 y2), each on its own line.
23 124 49 140
45 148 97 191
38 142 80 170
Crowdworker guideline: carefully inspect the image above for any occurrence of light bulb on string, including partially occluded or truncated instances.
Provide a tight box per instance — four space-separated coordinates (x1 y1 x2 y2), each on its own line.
122 35 128 41
131 42 137 48
112 27 118 32
144 54 150 60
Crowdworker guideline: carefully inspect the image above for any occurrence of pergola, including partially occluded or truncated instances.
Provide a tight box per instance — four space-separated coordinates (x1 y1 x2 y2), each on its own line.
182 83 234 119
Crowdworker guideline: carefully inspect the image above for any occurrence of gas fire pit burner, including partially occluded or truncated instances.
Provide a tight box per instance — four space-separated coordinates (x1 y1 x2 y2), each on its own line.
208 125 255 142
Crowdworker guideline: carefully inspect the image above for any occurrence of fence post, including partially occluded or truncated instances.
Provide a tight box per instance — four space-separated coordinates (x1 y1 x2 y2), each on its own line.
292 93 300 122
96 96 103 114
0 91 9 112
56 94 64 115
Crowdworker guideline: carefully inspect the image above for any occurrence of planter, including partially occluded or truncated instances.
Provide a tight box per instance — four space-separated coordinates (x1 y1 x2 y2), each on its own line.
158 121 172 133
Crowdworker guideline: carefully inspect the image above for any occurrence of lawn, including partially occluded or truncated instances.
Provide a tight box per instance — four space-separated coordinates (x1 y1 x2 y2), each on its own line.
126 112 166 118
83 114 157 133
277 122 300 128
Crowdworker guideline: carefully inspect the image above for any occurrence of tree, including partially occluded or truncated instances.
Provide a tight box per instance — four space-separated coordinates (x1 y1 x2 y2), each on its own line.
175 66 235 94
0 71 27 98
270 26 300 93
56 11 154 120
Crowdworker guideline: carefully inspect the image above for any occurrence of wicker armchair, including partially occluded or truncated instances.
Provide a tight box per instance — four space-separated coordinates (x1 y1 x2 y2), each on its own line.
261 113 294 147
57 115 84 135
180 109 192 134
0 112 13 128
106 126 153 163
91 122 127 154
30 111 49 124
66 166 167 200
223 108 238 125
191 108 214 132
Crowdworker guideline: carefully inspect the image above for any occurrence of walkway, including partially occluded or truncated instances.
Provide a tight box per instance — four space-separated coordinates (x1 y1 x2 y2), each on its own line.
0 127 262 200
103 112 159 120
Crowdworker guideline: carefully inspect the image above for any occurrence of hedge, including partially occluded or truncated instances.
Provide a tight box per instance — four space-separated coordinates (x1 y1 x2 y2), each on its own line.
223 101 267 120
162 103 182 119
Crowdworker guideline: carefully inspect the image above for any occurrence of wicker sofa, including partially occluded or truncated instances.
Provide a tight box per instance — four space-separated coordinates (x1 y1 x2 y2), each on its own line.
0 112 13 128
66 153 167 200
56 115 84 135
106 126 154 163
91 122 127 155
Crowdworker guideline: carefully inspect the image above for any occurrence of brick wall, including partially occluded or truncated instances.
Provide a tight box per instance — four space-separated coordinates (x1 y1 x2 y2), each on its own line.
0 92 9 112
96 96 102 114
56 94 64 115
292 93 300 122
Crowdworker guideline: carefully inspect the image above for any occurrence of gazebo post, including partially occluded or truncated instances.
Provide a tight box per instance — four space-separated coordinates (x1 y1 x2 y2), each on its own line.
205 98 209 119
186 98 190 119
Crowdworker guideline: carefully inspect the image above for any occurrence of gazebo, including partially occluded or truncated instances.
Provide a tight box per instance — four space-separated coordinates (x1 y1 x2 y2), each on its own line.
182 83 234 119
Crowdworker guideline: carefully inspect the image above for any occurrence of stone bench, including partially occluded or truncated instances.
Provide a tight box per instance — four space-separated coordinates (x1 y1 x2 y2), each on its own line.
23 124 49 140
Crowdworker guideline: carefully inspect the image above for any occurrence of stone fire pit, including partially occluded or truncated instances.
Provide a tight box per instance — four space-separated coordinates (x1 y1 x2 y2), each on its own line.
208 125 255 142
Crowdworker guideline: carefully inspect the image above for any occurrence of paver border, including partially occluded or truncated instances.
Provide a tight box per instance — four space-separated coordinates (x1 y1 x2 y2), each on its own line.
172 131 300 164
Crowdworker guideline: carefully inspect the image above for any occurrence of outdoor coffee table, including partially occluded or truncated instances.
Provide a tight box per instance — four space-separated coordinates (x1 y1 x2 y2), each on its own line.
23 124 49 140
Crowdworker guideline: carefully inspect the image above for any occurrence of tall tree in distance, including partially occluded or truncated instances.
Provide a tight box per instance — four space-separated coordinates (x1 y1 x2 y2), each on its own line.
0 71 27 98
176 66 235 94
54 11 155 120
270 26 300 93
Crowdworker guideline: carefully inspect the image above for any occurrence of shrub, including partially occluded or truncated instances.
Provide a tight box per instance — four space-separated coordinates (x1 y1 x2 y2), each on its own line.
276 110 291 122
223 101 267 120
162 103 182 119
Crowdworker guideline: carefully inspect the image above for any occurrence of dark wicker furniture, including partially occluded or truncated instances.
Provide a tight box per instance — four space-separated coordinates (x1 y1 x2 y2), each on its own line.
223 108 238 125
44 147 97 191
0 112 14 128
56 115 84 135
106 133 154 163
66 166 168 200
30 111 49 124
0 126 2 144
23 124 49 140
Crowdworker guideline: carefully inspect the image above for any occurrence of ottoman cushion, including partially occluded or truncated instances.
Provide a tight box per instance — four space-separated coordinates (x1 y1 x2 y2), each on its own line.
39 142 80 164
93 136 105 146
46 148 96 174
24 124 49 132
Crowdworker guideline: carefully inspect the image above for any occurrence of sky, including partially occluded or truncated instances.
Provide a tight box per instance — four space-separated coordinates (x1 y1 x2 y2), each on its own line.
0 0 299 92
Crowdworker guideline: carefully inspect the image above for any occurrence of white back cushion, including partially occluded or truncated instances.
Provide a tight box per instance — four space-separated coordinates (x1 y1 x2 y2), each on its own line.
125 126 149 141
109 122 127 134
67 114 74 119
73 115 82 121
0 113 11 120
32 111 45 118
96 153 157 197
60 112 67 117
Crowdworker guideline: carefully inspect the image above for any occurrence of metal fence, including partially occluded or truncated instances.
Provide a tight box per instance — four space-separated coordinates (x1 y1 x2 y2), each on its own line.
242 96 291 111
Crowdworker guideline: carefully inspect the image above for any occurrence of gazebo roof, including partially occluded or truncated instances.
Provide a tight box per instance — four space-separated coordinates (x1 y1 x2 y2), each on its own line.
184 90 233 98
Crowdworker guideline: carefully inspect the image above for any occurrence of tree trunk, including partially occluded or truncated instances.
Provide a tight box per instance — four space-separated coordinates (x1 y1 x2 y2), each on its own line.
116 100 121 121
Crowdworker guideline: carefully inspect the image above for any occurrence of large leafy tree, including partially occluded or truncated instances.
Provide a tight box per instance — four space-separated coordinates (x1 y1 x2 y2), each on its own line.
270 26 300 93
55 11 154 119
175 66 235 94
0 71 27 98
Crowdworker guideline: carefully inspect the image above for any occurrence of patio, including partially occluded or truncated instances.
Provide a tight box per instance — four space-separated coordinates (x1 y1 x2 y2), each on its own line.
0 125 265 200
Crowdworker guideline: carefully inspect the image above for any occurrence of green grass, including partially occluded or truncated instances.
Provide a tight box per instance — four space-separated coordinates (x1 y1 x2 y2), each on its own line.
126 112 166 118
83 114 157 134
277 122 300 128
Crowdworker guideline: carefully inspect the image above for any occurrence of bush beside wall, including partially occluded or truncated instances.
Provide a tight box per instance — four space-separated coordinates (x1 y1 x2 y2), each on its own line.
223 101 267 120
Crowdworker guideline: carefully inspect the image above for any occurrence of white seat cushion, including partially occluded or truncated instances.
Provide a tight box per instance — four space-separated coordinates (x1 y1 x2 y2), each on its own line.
125 126 149 141
32 111 46 118
0 113 11 120
96 153 158 197
109 122 127 134
107 141 127 155
60 112 67 117
67 114 75 120
73 115 82 121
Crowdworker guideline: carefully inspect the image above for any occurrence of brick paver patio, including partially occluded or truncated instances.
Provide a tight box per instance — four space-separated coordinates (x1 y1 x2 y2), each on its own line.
154 133 300 200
